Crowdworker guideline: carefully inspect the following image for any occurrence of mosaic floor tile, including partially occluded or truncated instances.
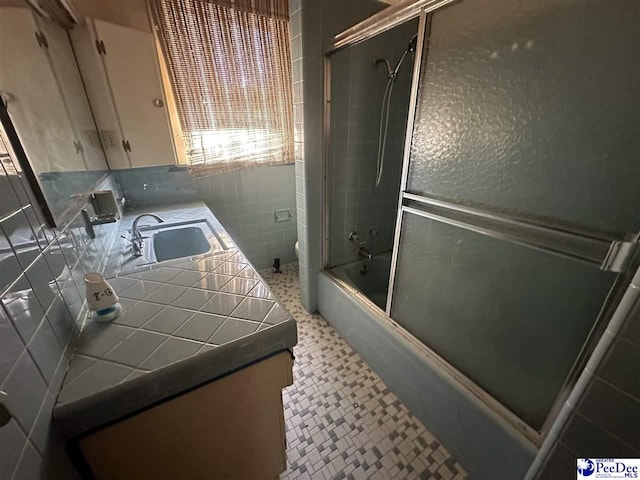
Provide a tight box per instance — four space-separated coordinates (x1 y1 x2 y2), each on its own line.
261 263 469 480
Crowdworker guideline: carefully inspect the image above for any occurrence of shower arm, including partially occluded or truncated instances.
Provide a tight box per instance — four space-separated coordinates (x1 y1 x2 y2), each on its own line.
373 58 394 79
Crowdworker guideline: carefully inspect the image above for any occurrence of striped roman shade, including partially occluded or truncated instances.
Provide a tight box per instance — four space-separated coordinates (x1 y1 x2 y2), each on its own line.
150 0 294 175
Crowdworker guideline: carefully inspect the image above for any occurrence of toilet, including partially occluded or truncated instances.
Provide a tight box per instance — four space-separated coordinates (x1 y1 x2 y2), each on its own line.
295 240 300 259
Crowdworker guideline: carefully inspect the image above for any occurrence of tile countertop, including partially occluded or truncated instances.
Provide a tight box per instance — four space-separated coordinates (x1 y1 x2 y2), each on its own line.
53 203 297 439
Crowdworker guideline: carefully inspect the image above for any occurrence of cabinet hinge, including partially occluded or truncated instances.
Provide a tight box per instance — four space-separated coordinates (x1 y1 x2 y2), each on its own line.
35 31 48 49
96 40 106 55
122 140 131 152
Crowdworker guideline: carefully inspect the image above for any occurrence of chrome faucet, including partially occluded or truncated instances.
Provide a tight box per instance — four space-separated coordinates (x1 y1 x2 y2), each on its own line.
348 231 373 261
129 214 164 257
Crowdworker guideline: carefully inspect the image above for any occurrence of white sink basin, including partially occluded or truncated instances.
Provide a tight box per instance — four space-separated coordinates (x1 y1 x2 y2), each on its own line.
153 226 212 262
138 219 228 263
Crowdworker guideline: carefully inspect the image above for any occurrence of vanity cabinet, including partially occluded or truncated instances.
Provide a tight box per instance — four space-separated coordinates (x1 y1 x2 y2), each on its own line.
70 18 177 169
77 351 293 480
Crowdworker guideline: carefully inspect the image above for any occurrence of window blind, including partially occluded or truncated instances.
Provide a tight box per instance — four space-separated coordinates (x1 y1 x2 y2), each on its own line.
150 0 294 176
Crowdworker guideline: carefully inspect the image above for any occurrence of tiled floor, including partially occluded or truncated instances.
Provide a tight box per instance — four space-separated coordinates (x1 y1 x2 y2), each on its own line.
261 263 468 480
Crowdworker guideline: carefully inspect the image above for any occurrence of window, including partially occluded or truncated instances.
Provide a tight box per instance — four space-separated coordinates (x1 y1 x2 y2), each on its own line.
150 0 294 175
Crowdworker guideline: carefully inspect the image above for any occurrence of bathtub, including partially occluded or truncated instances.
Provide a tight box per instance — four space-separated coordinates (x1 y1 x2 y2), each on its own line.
330 252 391 310
320 254 536 479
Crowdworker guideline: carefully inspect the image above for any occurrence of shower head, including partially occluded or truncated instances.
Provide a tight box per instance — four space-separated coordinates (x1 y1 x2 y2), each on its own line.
406 34 418 53
373 58 394 79
374 34 419 80
390 35 418 79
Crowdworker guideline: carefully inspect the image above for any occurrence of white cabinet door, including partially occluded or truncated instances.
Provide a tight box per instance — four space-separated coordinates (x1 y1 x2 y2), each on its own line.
0 7 83 172
37 14 108 172
70 22 130 170
93 19 176 168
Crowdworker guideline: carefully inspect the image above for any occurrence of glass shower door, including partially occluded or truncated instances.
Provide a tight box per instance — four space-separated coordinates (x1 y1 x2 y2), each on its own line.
390 211 616 430
388 0 639 433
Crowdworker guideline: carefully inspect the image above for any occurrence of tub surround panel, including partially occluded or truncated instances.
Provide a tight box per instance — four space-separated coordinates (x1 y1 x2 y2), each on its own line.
113 164 297 270
318 272 537 480
0 147 121 478
54 203 297 440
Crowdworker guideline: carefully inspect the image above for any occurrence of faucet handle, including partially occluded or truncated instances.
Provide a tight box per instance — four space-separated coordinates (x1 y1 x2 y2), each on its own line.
348 231 359 242
121 234 148 243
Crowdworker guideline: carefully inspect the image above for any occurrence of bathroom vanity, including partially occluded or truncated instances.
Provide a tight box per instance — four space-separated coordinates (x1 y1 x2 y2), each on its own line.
53 203 297 480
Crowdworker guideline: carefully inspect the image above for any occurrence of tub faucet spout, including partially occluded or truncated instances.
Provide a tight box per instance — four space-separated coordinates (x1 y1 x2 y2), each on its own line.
348 231 373 261
358 244 373 261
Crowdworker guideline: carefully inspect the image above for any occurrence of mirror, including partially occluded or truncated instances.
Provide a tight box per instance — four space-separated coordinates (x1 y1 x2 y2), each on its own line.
0 2 110 225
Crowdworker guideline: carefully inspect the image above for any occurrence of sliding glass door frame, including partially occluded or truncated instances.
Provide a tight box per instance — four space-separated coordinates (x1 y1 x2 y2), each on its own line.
322 0 640 445
322 0 453 271
384 4 640 445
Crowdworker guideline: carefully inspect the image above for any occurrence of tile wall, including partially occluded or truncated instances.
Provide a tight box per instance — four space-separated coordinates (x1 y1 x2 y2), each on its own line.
294 0 385 311
0 146 120 478
327 19 416 267
289 0 308 307
113 164 297 271
39 170 109 220
533 269 640 478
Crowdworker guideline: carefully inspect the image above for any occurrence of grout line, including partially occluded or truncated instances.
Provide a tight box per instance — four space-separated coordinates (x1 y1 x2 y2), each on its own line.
120 334 174 372
573 410 640 454
0 204 33 224
593 375 640 406
617 331 640 350
256 302 278 331
0 350 49 430
203 317 229 344
84 324 139 360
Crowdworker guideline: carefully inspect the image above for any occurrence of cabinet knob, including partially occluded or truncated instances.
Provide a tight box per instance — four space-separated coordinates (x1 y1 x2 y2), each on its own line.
153 98 164 108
